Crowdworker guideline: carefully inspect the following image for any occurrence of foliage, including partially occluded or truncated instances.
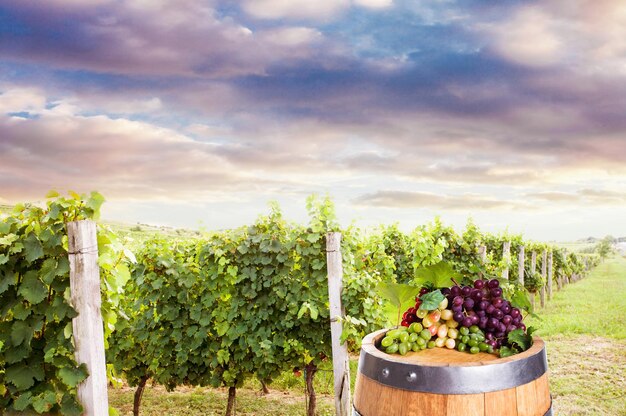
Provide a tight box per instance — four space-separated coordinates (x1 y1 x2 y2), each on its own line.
412 262 459 288
376 282 416 327
595 236 615 259
0 191 130 414
500 327 536 357
524 267 545 293
2 192 600 414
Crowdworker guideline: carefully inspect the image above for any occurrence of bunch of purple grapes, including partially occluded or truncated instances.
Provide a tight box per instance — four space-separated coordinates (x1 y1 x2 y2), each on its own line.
442 279 525 350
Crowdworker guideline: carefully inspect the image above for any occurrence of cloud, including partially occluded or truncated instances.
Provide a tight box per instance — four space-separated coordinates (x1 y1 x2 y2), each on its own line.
0 1 331 78
242 0 350 20
484 6 564 68
240 0 393 21
353 0 393 9
483 1 626 71
353 190 524 210
527 189 626 205
0 90 286 201
0 87 46 114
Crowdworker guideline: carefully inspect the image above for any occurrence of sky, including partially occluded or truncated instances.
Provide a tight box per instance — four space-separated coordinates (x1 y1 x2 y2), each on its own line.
0 0 625 241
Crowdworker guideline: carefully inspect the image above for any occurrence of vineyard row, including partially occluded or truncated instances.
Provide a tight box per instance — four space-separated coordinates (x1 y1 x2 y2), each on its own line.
0 193 599 415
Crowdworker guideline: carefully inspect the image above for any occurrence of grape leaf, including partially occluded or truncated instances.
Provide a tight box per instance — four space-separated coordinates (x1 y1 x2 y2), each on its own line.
507 328 533 351
86 191 105 219
418 289 445 310
6 363 37 390
58 365 88 388
12 392 32 411
60 393 83 416
18 271 48 304
32 391 57 413
11 320 35 345
413 261 460 288
511 287 533 313
377 282 417 327
23 233 44 263
499 345 519 358
0 233 18 246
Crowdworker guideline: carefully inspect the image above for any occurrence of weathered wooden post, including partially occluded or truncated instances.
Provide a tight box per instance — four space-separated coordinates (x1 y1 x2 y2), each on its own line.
540 250 547 308
478 245 487 263
67 220 109 416
518 246 525 287
478 245 487 278
326 232 351 416
561 249 569 287
530 251 537 308
547 251 553 300
502 241 510 280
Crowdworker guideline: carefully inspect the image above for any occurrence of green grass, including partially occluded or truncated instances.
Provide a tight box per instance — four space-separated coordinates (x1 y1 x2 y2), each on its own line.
527 255 626 339
527 255 626 415
109 256 626 415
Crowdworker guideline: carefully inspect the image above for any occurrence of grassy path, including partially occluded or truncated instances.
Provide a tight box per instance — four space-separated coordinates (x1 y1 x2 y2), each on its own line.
527 254 626 416
109 255 626 415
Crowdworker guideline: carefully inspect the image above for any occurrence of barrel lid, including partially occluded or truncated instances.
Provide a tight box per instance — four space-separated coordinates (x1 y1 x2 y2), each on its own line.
358 329 548 394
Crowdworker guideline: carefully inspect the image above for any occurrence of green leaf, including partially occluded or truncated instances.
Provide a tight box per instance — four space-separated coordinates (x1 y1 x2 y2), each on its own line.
60 393 83 416
58 365 88 388
6 363 37 390
507 328 533 352
64 321 73 339
413 261 459 288
510 287 533 313
32 391 57 413
41 257 69 284
378 282 417 327
11 320 35 345
498 345 519 358
23 233 44 263
0 233 18 246
216 321 229 337
109 406 121 416
0 271 16 294
18 271 48 304
13 392 33 411
86 191 105 219
309 304 319 320
217 349 229 365
0 253 9 265
46 190 60 198
297 303 309 319
418 289 445 310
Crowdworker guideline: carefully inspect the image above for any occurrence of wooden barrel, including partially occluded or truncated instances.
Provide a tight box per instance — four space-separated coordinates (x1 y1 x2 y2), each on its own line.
354 329 551 416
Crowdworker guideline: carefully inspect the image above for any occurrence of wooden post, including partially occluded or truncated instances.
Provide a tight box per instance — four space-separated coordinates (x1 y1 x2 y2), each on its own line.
518 246 525 287
561 249 569 287
540 250 547 308
478 245 487 278
478 245 487 263
502 241 510 280
326 232 351 416
529 251 537 308
67 220 109 416
547 251 553 300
